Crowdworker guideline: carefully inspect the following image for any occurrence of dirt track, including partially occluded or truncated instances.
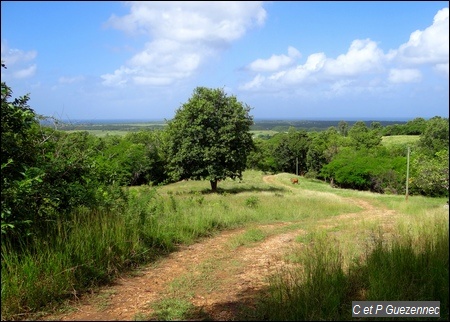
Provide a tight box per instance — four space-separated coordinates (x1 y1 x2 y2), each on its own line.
41 175 398 321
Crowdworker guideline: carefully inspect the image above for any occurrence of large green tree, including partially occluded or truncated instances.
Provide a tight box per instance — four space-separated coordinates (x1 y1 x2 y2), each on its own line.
166 87 254 192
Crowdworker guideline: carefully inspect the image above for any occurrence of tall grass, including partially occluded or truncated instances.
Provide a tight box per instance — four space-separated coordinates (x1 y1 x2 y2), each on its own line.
2 170 447 320
1 207 148 319
254 212 449 321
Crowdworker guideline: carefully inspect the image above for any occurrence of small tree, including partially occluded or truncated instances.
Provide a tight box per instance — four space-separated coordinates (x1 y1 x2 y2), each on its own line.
166 87 254 192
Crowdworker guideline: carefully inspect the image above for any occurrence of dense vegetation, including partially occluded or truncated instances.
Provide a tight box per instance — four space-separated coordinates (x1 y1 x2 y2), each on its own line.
1 63 448 320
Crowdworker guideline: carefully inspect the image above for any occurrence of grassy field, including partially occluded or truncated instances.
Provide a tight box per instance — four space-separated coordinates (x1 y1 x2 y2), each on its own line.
381 135 420 147
65 129 130 137
250 130 280 138
1 170 448 320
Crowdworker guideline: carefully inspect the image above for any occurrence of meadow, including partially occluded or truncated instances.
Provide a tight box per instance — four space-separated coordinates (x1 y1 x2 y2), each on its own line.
381 135 421 148
1 170 448 320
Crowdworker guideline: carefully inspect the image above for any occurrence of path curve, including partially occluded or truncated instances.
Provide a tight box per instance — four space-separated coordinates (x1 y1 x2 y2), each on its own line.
40 175 398 321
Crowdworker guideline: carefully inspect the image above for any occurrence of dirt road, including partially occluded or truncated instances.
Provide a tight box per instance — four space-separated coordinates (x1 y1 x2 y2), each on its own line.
41 175 397 321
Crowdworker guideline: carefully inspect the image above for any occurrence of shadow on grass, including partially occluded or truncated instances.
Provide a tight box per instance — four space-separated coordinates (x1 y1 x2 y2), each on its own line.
198 185 287 195
173 286 270 321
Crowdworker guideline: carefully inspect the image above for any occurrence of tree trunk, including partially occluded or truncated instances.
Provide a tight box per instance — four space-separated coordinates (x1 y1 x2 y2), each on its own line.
210 180 218 192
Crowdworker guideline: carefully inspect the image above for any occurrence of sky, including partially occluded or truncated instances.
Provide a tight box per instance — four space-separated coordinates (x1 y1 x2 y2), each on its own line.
1 1 449 122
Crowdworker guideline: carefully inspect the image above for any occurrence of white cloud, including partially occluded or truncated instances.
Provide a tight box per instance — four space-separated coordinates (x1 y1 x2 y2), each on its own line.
1 40 37 79
102 1 266 87
1 40 37 66
394 7 448 66
12 65 37 79
101 67 135 87
239 7 450 97
388 68 422 83
247 46 301 72
278 52 327 84
323 39 385 77
106 1 266 41
239 74 266 91
239 38 387 91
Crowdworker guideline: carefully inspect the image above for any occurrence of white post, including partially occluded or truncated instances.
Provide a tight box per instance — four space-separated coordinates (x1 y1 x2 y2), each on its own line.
406 146 410 201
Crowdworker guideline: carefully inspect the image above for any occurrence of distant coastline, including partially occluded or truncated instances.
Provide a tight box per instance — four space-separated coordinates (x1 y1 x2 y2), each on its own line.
55 117 414 125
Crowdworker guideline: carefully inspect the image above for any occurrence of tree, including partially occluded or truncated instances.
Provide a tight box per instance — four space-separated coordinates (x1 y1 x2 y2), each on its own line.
246 138 278 173
306 127 342 176
338 120 349 137
418 116 449 156
1 63 40 236
404 117 427 135
273 127 311 174
348 121 382 150
165 87 254 192
410 149 449 197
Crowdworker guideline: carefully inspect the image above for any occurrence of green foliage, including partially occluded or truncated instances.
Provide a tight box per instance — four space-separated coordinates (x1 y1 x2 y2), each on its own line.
338 120 349 137
348 121 382 150
406 117 449 197
321 147 406 193
92 132 167 187
1 68 41 236
410 149 449 197
273 127 311 174
418 116 449 156
1 68 127 241
245 196 260 208
124 130 168 185
383 117 427 136
306 127 343 175
165 87 254 191
246 138 279 173
1 80 36 172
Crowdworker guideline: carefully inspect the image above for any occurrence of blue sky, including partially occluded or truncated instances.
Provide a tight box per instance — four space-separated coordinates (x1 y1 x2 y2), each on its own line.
1 1 448 121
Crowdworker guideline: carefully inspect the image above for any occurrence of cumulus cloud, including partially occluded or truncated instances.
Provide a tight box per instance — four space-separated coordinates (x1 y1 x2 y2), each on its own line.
394 7 448 66
323 39 385 77
240 7 449 96
102 1 266 87
239 39 385 91
388 68 422 83
247 46 301 72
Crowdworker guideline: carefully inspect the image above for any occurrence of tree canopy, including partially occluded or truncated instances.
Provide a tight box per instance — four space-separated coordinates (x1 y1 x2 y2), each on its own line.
165 87 254 192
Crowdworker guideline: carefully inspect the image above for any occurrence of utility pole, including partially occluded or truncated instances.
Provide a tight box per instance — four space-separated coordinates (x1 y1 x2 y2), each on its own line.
296 157 298 176
406 146 410 201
